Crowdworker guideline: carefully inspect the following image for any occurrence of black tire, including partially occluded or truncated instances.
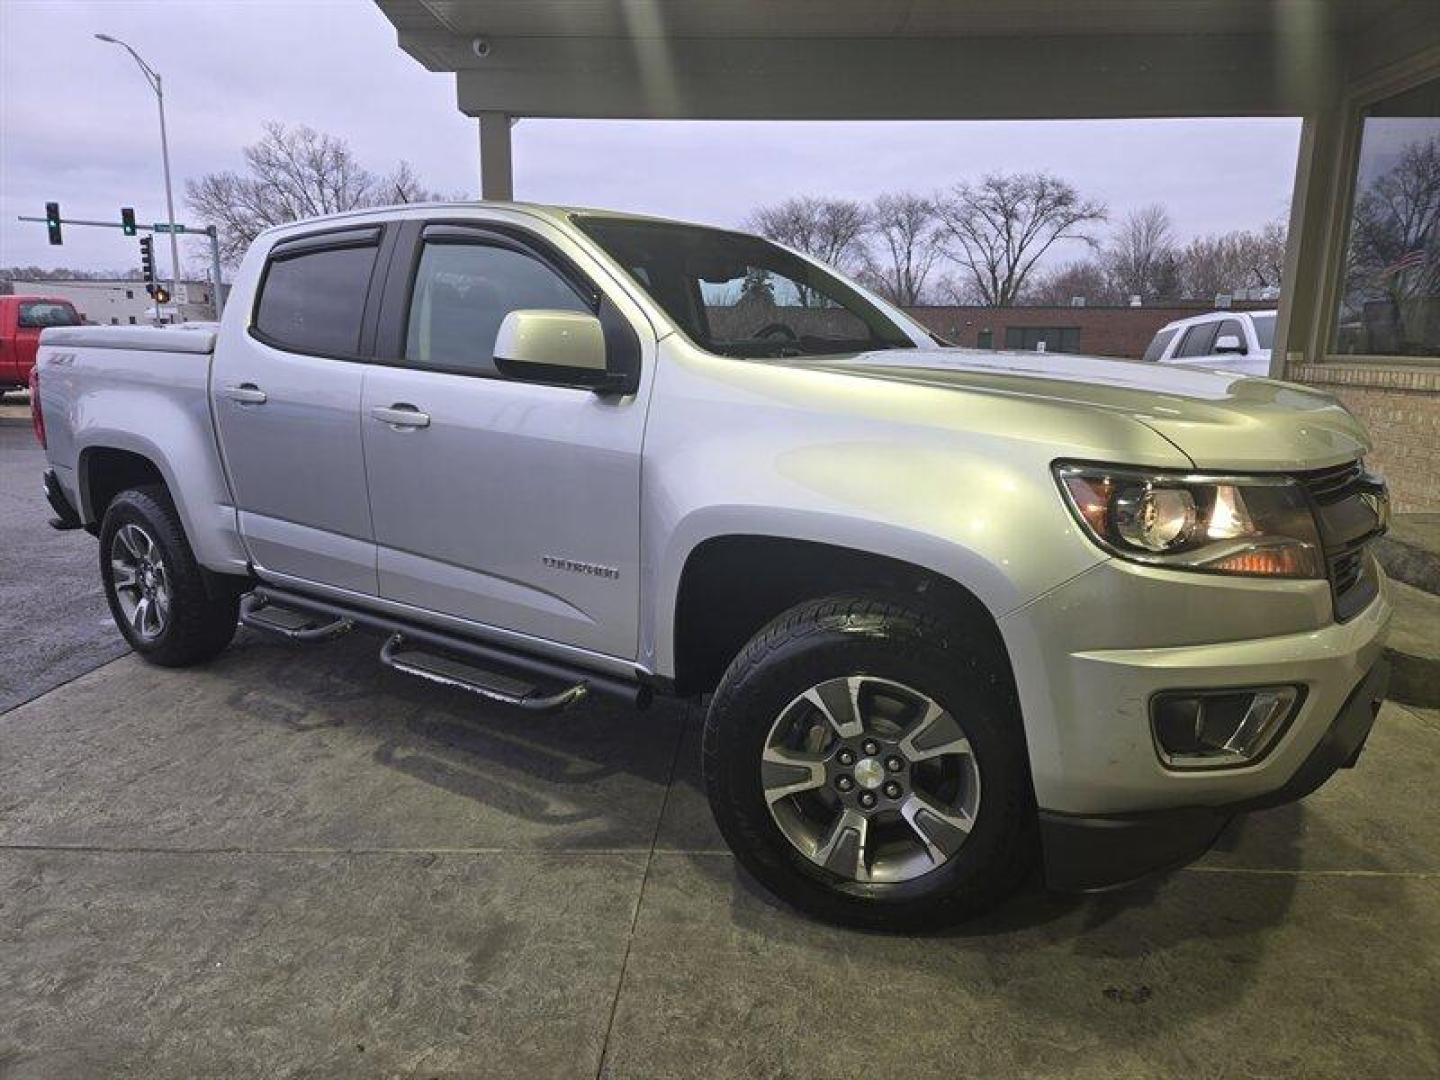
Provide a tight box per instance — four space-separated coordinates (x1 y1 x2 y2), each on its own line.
702 593 1036 930
99 484 239 667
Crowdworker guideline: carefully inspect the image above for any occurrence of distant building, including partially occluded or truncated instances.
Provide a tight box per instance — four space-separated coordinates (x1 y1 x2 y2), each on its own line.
0 279 220 325
907 301 1276 361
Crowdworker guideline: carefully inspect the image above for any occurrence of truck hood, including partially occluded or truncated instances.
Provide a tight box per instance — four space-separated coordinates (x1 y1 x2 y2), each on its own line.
804 348 1370 471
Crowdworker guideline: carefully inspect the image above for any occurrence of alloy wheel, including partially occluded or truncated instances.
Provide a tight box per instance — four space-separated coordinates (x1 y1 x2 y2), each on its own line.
110 522 171 641
761 675 982 883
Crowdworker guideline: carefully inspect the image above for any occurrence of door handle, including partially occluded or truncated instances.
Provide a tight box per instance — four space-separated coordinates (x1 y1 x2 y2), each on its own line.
370 404 431 429
223 383 267 404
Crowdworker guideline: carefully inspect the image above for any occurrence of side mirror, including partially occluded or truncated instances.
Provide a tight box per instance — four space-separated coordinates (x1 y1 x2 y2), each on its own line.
1214 333 1246 355
493 309 615 388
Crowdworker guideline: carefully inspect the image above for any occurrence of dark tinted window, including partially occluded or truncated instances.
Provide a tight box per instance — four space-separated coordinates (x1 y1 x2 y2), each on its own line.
1142 327 1179 362
405 241 589 376
18 301 80 328
1175 322 1220 358
1214 318 1248 351
1251 313 1276 349
254 243 377 356
1003 326 1080 353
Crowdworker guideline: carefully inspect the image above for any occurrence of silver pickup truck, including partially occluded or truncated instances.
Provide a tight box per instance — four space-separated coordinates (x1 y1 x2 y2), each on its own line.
33 203 1392 928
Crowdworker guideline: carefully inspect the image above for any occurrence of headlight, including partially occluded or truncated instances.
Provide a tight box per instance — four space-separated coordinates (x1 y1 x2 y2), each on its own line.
1054 462 1324 578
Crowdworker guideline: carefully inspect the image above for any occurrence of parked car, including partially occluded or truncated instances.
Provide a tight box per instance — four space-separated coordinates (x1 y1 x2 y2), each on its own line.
0 295 81 398
1143 309 1276 376
32 205 1390 929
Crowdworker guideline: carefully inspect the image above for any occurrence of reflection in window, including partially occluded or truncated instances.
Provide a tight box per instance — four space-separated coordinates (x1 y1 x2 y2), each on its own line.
1333 78 1439 359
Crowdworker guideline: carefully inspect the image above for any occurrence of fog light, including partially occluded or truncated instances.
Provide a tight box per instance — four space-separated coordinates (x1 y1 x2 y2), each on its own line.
1151 686 1303 770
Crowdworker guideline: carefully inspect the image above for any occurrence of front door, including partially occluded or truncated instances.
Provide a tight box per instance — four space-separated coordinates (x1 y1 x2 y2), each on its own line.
212 225 385 594
360 220 649 659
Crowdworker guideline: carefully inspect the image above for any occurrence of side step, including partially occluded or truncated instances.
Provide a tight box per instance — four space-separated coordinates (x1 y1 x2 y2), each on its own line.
244 584 652 710
380 634 588 713
239 593 353 642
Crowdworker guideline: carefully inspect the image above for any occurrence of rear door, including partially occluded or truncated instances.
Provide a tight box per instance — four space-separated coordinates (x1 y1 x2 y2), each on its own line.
359 216 651 659
211 225 391 594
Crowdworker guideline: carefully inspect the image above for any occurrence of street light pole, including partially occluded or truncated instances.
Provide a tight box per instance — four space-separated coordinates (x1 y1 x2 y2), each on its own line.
96 34 181 318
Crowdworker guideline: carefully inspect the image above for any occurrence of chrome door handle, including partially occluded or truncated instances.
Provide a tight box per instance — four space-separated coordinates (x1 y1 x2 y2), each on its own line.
370 404 430 429
223 383 267 404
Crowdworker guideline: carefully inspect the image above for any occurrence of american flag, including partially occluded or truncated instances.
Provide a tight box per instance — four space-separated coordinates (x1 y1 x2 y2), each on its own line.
1382 248 1428 275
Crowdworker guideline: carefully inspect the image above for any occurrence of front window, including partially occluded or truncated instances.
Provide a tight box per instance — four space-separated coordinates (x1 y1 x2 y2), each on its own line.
574 215 915 359
1332 77 1439 359
18 301 80 329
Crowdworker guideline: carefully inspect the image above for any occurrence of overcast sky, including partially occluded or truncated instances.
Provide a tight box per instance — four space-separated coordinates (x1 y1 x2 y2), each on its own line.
2 0 1302 277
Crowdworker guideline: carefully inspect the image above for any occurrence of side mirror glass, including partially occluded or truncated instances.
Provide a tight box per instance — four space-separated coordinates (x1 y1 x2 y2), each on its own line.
1214 333 1246 354
494 309 610 385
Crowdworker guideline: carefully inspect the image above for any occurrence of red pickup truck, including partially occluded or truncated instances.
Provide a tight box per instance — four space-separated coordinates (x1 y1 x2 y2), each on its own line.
1 295 83 398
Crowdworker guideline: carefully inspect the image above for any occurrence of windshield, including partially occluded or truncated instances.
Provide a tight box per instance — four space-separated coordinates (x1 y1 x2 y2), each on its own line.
18 301 80 329
574 215 916 359
1251 313 1276 350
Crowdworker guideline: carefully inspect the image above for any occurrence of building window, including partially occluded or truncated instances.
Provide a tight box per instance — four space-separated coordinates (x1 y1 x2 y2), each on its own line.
1004 326 1081 353
126 289 134 299
1332 76 1439 360
128 316 137 325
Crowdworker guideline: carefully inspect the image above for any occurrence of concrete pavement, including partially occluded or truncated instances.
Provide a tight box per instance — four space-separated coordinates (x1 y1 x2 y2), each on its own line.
1 399 1437 1077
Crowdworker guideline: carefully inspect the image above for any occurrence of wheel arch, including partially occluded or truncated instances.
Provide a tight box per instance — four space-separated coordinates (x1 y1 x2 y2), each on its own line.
666 531 1017 700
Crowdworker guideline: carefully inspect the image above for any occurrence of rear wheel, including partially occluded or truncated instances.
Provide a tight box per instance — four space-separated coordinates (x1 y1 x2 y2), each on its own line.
99 485 239 666
703 593 1035 930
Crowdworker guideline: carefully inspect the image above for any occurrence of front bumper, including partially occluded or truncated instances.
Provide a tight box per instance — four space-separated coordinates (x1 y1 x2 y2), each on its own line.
1039 658 1390 890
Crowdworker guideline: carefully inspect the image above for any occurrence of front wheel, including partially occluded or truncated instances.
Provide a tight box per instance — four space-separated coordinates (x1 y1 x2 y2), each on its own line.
99 485 239 667
702 594 1036 930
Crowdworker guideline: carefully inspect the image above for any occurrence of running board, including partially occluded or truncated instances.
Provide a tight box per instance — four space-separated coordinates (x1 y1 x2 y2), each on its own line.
380 634 588 712
239 593 354 642
246 584 652 710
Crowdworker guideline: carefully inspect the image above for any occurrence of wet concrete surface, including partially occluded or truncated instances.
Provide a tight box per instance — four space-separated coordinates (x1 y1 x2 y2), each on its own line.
0 400 129 713
1 402 1437 1078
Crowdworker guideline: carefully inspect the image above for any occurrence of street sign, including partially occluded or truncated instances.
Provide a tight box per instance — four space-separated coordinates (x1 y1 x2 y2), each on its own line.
153 222 187 234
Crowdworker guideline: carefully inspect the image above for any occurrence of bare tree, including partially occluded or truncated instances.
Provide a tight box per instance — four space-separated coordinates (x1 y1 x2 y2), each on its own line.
746 196 872 273
1105 204 1178 301
1029 260 1119 306
935 172 1106 307
1176 221 1288 300
186 123 442 264
860 193 947 305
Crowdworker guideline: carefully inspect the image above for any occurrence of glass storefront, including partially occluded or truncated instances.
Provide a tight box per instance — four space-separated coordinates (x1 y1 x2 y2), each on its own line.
1332 77 1439 360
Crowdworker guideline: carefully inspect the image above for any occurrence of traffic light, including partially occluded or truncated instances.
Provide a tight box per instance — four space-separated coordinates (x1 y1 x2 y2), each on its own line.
121 208 137 236
139 235 155 287
151 286 171 305
45 202 62 245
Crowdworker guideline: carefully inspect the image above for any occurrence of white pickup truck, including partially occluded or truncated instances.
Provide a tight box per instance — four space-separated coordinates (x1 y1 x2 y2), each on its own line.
33 203 1391 928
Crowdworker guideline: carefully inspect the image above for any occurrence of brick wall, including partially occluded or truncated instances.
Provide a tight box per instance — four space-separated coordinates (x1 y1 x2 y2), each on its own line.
1287 362 1440 512
906 303 1273 360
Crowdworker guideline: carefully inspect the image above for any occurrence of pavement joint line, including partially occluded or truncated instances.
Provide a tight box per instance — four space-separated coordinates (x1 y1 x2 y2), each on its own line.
0 843 692 856
593 710 688 1080
1179 865 1439 878
0 649 132 719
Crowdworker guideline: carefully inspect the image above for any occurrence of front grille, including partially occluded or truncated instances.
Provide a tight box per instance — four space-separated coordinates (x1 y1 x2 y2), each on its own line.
1294 459 1385 622
1299 460 1365 504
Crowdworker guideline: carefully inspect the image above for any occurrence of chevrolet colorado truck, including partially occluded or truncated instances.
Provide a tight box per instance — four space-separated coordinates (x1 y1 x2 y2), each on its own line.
33 203 1392 929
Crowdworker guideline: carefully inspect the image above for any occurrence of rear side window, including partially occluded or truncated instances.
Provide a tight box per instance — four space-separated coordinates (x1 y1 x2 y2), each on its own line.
1142 327 1178 362
405 241 589 376
18 301 80 328
1251 313 1276 349
1175 321 1221 358
254 237 378 356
